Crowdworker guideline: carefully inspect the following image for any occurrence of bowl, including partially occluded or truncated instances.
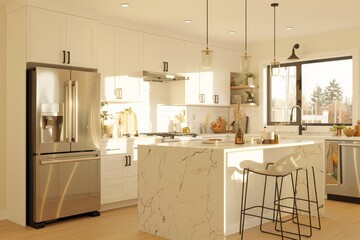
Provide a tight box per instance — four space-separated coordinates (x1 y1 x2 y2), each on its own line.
211 126 227 133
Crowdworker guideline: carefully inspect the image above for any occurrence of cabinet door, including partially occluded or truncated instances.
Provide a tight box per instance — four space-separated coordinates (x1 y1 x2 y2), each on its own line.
213 48 230 105
101 154 127 180
143 34 164 72
28 7 66 64
163 37 184 73
118 28 142 101
199 69 214 104
184 42 201 104
66 15 98 68
98 24 117 101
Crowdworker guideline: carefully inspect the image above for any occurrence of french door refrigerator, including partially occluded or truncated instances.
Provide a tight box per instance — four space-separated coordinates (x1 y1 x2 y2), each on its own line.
26 67 101 228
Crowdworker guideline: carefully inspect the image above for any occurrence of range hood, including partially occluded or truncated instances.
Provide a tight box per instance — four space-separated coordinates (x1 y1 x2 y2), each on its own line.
142 71 189 82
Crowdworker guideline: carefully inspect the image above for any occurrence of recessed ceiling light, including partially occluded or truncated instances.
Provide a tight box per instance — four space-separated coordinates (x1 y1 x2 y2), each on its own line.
228 31 236 35
184 19 192 23
286 26 293 31
121 3 129 8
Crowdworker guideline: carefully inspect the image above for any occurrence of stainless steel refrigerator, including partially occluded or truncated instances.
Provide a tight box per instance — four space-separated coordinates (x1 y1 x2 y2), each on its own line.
26 67 101 228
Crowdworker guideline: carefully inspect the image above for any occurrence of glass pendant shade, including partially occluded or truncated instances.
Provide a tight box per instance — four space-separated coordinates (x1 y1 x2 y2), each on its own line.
240 53 251 72
270 60 280 76
202 47 213 68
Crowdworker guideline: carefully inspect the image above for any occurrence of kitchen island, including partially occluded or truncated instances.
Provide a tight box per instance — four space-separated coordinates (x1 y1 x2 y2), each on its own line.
137 139 324 240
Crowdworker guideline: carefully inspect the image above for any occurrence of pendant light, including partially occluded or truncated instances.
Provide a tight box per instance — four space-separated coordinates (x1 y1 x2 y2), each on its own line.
287 43 300 60
240 0 251 73
270 3 280 76
202 0 213 68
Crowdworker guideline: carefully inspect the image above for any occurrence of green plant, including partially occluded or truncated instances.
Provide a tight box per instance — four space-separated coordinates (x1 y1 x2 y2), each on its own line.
245 72 256 79
329 124 347 132
245 90 254 98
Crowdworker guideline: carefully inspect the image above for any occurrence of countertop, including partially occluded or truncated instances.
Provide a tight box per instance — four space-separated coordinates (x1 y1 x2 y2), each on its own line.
141 138 323 152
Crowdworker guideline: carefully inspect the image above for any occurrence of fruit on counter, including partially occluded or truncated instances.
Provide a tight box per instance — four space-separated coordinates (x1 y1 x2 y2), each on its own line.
211 117 226 128
211 117 227 133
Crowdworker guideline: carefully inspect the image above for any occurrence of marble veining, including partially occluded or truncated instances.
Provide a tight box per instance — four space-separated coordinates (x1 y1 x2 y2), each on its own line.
138 141 324 240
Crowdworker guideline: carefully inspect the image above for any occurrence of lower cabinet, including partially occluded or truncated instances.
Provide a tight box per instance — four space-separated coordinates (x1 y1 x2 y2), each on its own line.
101 153 137 204
100 137 161 206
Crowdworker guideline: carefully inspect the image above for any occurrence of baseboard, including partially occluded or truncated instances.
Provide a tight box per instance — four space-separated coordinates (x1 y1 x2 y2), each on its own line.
0 210 7 220
101 198 137 212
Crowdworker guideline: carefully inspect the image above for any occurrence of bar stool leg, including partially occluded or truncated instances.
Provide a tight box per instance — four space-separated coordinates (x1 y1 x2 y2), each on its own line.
259 175 268 232
239 168 249 239
312 166 322 230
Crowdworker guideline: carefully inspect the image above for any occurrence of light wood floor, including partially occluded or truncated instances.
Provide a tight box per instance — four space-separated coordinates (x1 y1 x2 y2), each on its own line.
0 200 359 240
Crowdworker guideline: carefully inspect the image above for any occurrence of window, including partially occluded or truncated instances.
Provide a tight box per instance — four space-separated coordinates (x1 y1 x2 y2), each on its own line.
267 56 352 126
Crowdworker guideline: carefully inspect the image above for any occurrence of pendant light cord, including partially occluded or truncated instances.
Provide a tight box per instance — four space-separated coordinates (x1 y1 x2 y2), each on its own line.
244 0 247 53
272 3 277 60
206 0 209 48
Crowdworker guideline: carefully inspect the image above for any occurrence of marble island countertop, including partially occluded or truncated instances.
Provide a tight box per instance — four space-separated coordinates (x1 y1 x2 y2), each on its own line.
146 138 323 152
137 137 325 240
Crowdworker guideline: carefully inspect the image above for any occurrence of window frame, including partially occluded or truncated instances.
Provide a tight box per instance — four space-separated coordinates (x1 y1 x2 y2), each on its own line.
266 56 353 126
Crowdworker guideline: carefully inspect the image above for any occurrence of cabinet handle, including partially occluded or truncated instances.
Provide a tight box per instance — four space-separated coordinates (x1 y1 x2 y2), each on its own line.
125 156 128 166
163 62 166 72
165 62 169 72
62 50 66 64
114 88 122 99
67 51 70 64
128 155 132 166
215 95 219 104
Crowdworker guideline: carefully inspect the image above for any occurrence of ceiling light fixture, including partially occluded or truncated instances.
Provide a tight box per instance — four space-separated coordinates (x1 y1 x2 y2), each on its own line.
229 31 236 35
286 26 293 31
184 19 192 23
270 3 280 76
121 3 129 8
240 0 251 73
201 0 213 68
287 43 300 60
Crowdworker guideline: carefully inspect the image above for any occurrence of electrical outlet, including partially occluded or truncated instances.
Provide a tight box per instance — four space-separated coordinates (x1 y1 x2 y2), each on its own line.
192 114 196 120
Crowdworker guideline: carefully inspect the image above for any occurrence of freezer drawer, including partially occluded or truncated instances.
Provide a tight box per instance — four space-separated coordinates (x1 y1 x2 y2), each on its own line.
33 151 100 223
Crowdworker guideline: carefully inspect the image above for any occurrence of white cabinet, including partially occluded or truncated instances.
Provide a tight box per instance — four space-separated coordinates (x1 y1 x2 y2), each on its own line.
170 42 235 105
98 24 142 102
28 7 97 68
100 137 161 205
143 33 184 73
101 153 137 204
213 47 231 106
100 139 137 204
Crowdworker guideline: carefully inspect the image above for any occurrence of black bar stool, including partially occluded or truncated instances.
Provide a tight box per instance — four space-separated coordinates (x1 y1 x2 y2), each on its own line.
239 154 321 239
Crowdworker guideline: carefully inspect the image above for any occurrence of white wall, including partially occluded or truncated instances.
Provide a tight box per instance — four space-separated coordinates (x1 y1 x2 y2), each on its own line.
0 4 6 218
248 26 360 134
6 6 27 226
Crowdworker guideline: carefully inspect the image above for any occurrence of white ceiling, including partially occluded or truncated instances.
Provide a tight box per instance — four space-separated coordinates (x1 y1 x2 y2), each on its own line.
2 0 360 46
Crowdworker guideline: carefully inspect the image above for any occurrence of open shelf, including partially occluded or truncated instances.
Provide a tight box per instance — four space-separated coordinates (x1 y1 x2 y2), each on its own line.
230 85 258 90
231 103 258 107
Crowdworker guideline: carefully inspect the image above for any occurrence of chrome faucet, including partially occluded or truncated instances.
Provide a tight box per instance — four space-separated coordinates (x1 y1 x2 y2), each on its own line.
290 105 307 135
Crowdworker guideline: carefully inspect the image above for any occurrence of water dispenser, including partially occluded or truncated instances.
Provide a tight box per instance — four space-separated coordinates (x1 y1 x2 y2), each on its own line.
41 103 64 143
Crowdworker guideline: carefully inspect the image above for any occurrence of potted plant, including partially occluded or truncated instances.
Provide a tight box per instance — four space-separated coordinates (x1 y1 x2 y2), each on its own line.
245 90 255 103
245 72 256 85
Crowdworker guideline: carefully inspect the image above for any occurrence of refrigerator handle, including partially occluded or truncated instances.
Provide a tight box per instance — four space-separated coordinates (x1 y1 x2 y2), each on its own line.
72 81 79 142
65 81 72 142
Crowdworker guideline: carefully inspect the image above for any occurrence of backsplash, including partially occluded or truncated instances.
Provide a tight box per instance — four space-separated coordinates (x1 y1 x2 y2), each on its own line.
101 81 260 136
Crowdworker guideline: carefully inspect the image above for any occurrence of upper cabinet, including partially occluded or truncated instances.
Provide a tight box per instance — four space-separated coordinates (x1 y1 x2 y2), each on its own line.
213 47 231 106
143 33 184 73
169 42 233 106
98 24 142 102
27 7 98 69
